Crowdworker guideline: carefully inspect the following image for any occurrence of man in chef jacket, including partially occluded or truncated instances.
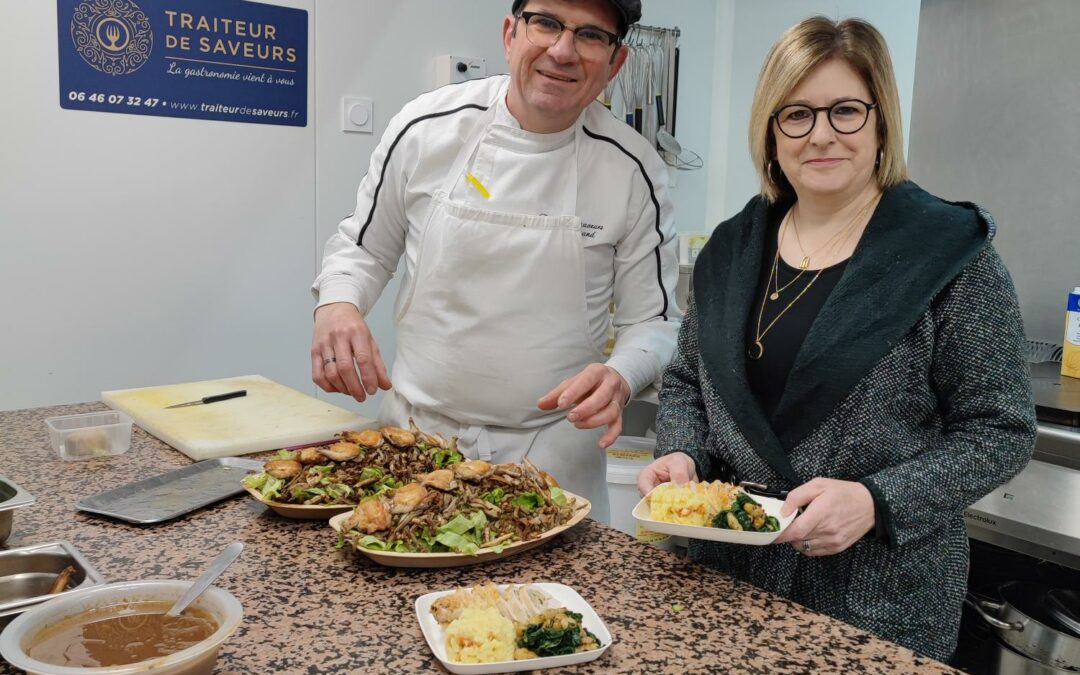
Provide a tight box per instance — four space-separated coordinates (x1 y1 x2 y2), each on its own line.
310 0 680 521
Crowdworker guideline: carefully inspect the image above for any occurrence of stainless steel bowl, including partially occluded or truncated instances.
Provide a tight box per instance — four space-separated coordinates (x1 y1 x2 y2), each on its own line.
0 541 107 629
0 476 35 545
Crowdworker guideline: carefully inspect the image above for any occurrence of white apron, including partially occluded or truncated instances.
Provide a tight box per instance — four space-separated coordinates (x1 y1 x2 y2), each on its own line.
379 103 609 521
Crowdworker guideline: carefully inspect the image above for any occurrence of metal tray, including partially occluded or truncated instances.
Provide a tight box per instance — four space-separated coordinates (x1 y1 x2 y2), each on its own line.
0 541 106 627
76 457 265 524
0 476 36 545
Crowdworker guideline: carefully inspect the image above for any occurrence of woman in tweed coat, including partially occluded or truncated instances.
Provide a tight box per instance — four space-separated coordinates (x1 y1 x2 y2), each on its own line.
639 17 1035 662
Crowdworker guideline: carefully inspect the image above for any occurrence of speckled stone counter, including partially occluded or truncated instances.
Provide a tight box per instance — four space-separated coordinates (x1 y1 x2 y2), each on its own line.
1 403 956 674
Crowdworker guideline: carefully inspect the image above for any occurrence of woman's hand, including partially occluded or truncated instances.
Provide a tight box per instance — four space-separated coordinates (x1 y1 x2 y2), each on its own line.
637 453 698 496
772 477 876 556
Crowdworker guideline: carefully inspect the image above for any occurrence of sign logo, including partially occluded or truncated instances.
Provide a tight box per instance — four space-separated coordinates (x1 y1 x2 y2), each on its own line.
70 0 153 75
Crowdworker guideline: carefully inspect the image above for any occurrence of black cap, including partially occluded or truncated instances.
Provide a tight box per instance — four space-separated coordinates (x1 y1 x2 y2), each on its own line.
511 0 642 38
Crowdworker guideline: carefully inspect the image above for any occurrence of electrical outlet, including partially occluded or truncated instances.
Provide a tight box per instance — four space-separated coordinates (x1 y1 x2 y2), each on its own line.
434 55 487 88
342 96 373 133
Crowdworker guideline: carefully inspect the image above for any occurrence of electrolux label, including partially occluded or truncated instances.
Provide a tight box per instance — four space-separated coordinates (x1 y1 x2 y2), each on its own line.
963 510 998 528
57 0 308 126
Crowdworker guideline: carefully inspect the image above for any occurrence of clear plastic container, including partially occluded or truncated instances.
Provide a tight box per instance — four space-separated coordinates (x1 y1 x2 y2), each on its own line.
44 411 133 461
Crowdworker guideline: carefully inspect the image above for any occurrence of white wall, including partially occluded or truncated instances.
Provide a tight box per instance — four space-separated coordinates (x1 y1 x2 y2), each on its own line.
706 0 922 225
0 0 316 411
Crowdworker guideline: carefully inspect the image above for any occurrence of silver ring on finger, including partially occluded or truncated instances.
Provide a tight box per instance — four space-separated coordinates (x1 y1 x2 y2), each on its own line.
802 539 812 554
323 356 337 365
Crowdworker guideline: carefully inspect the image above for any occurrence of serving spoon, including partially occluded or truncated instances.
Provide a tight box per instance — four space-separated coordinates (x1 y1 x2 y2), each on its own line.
165 542 244 617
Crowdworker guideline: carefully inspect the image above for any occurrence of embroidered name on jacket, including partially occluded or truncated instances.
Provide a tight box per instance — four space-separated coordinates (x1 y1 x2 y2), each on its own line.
581 223 604 239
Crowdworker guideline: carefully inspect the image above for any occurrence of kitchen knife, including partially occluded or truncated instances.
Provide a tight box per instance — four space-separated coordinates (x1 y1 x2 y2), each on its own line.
165 389 247 409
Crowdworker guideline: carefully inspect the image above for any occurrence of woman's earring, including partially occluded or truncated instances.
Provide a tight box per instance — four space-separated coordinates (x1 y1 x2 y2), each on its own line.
875 148 883 171
767 160 782 181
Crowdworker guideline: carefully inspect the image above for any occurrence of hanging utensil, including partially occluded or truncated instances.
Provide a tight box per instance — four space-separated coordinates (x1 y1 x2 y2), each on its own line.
651 38 666 130
616 44 636 128
632 44 647 134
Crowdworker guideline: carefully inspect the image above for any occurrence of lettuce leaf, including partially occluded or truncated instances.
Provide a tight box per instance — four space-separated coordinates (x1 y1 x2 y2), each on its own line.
434 531 479 555
359 467 384 481
431 447 464 468
434 511 488 554
480 487 505 505
511 492 543 512
549 487 567 506
243 472 285 501
354 535 408 552
308 464 334 477
355 535 391 550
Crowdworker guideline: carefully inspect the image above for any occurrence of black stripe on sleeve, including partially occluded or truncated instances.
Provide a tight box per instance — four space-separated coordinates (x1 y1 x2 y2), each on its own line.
356 103 489 246
582 126 671 321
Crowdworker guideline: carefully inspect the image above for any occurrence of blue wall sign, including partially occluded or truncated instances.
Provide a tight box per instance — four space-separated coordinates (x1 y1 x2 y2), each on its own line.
58 0 308 126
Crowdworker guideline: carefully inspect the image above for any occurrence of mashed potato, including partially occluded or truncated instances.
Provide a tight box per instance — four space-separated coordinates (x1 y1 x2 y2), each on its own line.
444 607 516 664
647 481 738 526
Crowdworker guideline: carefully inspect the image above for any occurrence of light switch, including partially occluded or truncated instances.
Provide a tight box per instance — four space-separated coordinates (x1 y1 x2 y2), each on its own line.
342 96 373 133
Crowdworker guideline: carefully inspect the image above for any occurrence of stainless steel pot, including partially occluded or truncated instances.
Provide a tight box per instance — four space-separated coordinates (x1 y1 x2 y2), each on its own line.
995 637 1076 674
0 477 35 545
969 582 1080 672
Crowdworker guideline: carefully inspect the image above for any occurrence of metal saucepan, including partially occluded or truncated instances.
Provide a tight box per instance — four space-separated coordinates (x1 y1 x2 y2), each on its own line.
1048 589 1080 637
968 581 1080 671
994 637 1076 674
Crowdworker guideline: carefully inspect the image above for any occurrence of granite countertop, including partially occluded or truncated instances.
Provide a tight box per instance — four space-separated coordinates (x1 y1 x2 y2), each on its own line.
0 403 956 674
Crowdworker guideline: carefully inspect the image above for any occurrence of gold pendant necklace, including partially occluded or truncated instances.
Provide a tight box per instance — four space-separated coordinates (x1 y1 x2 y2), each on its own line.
749 248 825 360
749 192 881 360
789 195 877 271
770 213 805 300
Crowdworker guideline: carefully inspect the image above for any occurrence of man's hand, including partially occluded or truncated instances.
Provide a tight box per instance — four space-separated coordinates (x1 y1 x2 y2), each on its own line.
537 363 631 449
311 302 392 402
772 477 876 556
637 452 698 496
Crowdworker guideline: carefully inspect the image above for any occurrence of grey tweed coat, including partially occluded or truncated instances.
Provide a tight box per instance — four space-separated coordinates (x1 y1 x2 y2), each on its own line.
655 181 1036 662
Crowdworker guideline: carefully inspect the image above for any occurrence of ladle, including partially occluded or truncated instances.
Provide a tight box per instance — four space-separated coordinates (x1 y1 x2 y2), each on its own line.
165 542 243 617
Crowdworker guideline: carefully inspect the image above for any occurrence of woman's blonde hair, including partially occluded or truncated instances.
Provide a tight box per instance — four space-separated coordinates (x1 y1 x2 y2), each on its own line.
749 16 908 202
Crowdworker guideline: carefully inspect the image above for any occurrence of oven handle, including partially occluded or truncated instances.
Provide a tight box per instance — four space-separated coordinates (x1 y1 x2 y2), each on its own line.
965 596 1024 631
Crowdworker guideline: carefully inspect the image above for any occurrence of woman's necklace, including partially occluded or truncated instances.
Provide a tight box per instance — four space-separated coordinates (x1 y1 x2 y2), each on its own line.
769 213 804 300
789 196 875 270
770 193 878 300
749 193 881 360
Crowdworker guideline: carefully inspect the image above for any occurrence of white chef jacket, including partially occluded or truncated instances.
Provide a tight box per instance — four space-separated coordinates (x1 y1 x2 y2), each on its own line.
313 75 681 411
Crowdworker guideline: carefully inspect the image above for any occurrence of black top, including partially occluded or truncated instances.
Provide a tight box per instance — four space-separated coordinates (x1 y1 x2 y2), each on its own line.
746 208 848 419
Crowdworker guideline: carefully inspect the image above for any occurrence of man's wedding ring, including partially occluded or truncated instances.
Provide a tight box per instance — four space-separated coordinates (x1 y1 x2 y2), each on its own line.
323 357 336 365
802 540 812 554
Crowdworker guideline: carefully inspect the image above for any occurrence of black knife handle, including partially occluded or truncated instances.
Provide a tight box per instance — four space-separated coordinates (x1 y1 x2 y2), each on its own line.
738 480 790 500
202 390 247 404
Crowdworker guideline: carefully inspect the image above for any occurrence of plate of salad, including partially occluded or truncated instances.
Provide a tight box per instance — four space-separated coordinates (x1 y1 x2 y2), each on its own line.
241 421 468 519
328 459 591 567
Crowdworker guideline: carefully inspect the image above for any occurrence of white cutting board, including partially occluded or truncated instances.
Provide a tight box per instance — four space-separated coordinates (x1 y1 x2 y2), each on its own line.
102 375 374 461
